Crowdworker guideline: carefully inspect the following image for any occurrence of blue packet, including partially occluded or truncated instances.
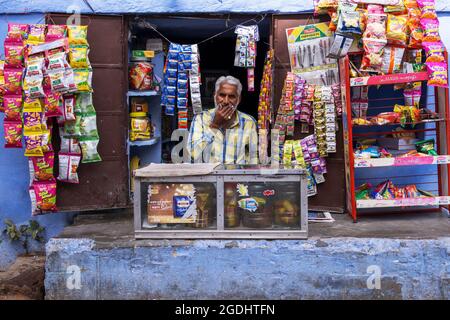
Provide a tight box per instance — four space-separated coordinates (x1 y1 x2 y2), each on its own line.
183 60 192 70
177 88 188 99
177 97 188 108
165 105 175 116
168 51 179 60
181 44 192 53
178 62 186 72
177 79 188 90
177 72 188 81
173 195 194 218
165 86 177 96
169 43 181 53
168 59 178 70
166 69 177 78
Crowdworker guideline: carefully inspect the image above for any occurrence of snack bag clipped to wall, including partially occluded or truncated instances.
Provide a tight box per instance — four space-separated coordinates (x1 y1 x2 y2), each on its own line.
67 25 88 45
58 153 81 184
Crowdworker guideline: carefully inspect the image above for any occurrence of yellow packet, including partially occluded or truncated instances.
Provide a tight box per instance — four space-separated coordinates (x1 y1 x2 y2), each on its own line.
73 68 93 92
293 140 306 169
69 44 90 68
67 25 88 45
24 134 44 157
283 140 293 166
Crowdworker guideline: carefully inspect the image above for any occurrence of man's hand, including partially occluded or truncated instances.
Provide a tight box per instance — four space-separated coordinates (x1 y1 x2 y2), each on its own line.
210 104 235 129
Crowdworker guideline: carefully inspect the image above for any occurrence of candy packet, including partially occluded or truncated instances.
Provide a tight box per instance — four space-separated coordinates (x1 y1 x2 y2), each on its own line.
67 25 88 45
73 68 93 92
29 152 55 182
32 180 57 213
28 24 46 43
386 14 407 44
79 136 102 163
420 18 440 42
3 94 22 121
6 24 28 42
79 112 99 138
426 62 448 87
4 120 23 148
44 91 63 117
3 68 23 95
57 153 81 184
381 46 405 74
361 38 387 72
69 44 90 68
4 41 25 68
422 42 445 63
24 134 44 157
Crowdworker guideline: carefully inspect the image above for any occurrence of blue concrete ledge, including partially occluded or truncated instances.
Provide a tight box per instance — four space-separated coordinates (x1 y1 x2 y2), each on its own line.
45 237 450 299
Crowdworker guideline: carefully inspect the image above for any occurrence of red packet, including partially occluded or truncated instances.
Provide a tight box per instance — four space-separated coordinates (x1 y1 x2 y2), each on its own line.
4 120 23 148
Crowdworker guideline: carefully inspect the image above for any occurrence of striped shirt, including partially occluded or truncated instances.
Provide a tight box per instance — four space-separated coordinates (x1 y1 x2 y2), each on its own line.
187 108 258 164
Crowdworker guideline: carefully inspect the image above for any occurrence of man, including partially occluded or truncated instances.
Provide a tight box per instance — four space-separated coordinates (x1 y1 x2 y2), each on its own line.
187 75 258 164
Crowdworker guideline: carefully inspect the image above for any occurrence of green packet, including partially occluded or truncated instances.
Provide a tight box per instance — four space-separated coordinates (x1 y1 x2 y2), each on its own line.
63 113 82 138
415 139 438 156
79 136 102 163
75 93 95 114
79 111 99 138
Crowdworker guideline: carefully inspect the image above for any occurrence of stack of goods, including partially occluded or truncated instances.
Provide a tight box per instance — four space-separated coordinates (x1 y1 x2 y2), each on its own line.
313 85 337 155
315 0 447 88
1 23 101 216
355 137 437 158
257 49 274 163
273 72 295 149
234 25 259 91
129 61 154 91
129 98 153 141
161 43 202 129
356 180 434 200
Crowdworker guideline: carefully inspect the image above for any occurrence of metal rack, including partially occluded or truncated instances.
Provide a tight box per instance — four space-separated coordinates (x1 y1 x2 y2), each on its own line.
339 55 450 222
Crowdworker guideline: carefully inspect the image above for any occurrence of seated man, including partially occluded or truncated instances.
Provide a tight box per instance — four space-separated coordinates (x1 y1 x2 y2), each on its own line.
187 75 258 164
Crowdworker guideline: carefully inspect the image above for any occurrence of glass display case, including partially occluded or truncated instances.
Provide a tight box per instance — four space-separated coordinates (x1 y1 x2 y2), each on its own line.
133 165 308 239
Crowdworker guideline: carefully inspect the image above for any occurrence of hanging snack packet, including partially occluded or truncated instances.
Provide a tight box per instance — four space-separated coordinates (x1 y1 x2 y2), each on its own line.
79 112 99 138
426 62 448 87
422 42 445 63
417 0 437 20
363 9 387 40
44 91 63 117
4 120 23 148
28 24 46 43
404 88 422 107
62 94 76 121
30 152 55 181
69 45 90 68
381 46 405 74
328 33 354 59
47 69 69 92
59 130 81 154
67 25 88 45
6 23 28 41
23 76 45 98
73 68 93 92
46 25 67 41
4 41 25 68
386 14 407 44
79 137 102 163
23 105 44 135
24 134 44 157
420 18 440 42
64 116 82 137
25 56 44 78
339 10 362 35
4 68 23 94
58 153 81 184
47 52 68 71
361 38 387 72
75 92 95 113
3 94 22 121
32 180 57 213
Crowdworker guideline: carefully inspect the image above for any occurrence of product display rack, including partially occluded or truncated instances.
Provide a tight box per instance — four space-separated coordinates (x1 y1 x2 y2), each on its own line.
339 55 450 222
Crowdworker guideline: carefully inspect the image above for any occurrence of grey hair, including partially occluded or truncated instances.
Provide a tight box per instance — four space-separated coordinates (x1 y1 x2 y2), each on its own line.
214 75 242 97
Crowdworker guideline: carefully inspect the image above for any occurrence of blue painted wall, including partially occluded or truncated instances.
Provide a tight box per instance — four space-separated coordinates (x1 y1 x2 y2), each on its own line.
0 14 74 271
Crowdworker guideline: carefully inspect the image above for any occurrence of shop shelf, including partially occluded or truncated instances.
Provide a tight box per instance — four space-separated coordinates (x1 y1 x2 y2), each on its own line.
127 90 160 97
128 136 160 147
350 72 428 87
354 155 450 168
356 196 450 208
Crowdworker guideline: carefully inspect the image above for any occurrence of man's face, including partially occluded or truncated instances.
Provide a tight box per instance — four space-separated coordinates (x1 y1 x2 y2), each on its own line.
215 83 240 109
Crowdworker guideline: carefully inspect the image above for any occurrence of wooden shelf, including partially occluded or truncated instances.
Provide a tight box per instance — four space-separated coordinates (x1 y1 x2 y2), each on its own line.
350 72 428 87
354 155 450 168
357 196 450 208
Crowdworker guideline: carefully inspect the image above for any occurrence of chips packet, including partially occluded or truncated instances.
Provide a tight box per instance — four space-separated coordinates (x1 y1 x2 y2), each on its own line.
29 152 55 182
79 112 99 138
73 68 93 92
386 14 408 44
381 46 405 74
339 10 362 35
426 62 448 87
24 134 44 157
62 94 76 121
4 41 25 68
44 91 63 117
57 153 81 184
417 0 438 20
69 44 90 68
46 25 67 42
64 116 82 137
75 92 95 113
422 42 445 63
79 136 102 163
6 23 28 42
23 105 44 135
361 38 387 72
67 25 88 45
23 76 45 98
4 120 23 148
32 180 57 213
3 94 22 121
28 24 46 43
3 68 23 95
420 18 440 42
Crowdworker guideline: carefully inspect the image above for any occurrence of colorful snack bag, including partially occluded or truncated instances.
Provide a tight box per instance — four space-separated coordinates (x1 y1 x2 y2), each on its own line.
62 94 76 121
44 91 63 117
339 10 362 35
48 70 69 93
58 153 81 184
32 180 57 213
79 136 102 163
67 25 88 45
6 23 28 41
73 68 93 92
3 68 23 95
28 24 46 43
4 41 25 68
363 8 387 40
24 134 44 157
29 187 39 215
59 131 81 154
4 120 23 148
23 106 44 135
417 0 437 20
25 56 44 78
47 52 69 71
422 42 445 63
386 14 407 44
79 112 99 138
30 152 55 181
381 46 405 74
69 45 90 68
420 18 440 42
75 93 95 113
404 88 422 107
41 126 53 153
426 62 448 87
361 38 387 72
3 94 22 121
23 76 45 98
46 25 67 41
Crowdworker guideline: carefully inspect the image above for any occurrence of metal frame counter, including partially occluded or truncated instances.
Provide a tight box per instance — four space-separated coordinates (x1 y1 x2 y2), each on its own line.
133 165 308 239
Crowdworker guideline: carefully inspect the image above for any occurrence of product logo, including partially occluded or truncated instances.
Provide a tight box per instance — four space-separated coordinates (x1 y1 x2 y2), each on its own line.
263 189 275 196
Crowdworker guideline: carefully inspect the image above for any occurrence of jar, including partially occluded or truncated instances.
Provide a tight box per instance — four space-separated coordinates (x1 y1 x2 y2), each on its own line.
129 62 154 91
273 183 300 227
239 184 274 229
130 112 151 141
224 183 240 228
